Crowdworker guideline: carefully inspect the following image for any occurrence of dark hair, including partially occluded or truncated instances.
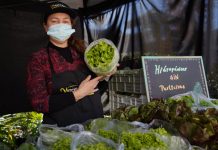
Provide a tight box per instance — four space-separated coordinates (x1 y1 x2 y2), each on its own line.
68 36 87 55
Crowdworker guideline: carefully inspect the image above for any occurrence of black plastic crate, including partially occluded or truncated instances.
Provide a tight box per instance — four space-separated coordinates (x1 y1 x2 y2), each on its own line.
109 91 147 110
109 69 146 94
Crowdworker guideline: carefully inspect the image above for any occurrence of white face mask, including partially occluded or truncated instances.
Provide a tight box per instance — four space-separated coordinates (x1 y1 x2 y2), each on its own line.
47 23 75 42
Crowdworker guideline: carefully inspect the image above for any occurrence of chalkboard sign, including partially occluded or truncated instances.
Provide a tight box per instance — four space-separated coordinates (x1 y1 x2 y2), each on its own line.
141 56 209 101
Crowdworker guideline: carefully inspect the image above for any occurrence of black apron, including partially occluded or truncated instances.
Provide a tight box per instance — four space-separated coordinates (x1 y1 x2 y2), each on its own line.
43 46 103 126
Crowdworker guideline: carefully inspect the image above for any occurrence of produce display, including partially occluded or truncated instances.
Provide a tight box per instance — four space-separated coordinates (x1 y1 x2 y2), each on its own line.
0 111 43 149
84 38 119 75
84 118 190 150
1 93 218 150
111 94 218 150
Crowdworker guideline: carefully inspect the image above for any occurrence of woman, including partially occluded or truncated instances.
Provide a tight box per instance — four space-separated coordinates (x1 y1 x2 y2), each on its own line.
26 1 110 126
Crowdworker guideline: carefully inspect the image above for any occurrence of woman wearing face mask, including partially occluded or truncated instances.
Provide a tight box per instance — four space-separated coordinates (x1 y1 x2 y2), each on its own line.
26 1 108 126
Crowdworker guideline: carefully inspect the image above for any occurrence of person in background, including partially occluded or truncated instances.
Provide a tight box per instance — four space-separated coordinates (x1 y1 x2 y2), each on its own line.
26 1 114 126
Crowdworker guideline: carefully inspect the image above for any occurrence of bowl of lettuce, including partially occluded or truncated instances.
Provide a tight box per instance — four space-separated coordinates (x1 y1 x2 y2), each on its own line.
84 38 119 76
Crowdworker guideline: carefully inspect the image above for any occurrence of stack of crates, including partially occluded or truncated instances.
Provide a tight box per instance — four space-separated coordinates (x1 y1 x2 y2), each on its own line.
109 69 148 111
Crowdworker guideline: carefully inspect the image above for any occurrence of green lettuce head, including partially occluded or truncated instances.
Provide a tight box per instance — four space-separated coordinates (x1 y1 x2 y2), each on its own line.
84 38 119 76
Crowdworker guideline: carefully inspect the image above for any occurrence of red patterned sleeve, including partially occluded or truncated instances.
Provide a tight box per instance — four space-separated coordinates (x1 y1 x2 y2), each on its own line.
26 54 49 113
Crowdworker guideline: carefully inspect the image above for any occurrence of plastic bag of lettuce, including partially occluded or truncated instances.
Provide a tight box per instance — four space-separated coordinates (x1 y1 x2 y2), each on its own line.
36 124 83 150
168 91 218 110
84 38 119 76
71 131 124 150
87 118 191 150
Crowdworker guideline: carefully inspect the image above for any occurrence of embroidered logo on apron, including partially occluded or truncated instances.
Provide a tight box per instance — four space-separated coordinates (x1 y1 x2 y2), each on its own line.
59 84 78 93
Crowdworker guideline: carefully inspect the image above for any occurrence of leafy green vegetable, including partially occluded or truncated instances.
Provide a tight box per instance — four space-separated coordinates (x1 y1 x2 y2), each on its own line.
124 106 139 121
0 112 43 148
139 100 168 123
86 41 114 69
112 95 218 149
53 137 72 150
111 106 127 121
37 125 75 150
77 142 114 150
167 95 195 107
149 128 169 136
85 39 119 75
120 129 168 150
98 129 119 143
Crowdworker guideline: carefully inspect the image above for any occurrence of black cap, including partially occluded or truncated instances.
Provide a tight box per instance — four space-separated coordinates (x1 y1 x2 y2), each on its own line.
43 1 77 23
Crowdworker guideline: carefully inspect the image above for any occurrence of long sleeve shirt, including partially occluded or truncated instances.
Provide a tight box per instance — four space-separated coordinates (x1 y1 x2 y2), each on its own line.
26 43 87 113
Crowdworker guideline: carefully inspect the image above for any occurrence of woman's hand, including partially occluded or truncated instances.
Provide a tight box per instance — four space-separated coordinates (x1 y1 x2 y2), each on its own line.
73 75 102 101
